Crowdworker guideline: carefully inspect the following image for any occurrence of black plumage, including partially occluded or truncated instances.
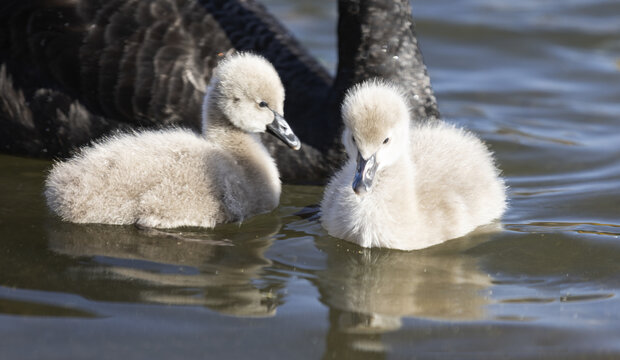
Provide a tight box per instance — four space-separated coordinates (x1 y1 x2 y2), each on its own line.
0 0 438 183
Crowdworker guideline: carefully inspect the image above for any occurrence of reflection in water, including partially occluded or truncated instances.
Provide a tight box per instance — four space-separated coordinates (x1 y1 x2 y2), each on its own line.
0 297 99 318
46 214 286 317
469 230 620 288
505 221 620 237
318 246 489 321
311 229 498 359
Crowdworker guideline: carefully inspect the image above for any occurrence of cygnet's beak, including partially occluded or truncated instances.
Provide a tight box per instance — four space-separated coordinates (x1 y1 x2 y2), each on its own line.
352 152 378 195
266 112 301 150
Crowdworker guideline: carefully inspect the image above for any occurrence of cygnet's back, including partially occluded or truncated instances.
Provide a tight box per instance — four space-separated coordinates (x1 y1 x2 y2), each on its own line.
45 53 301 228
321 81 506 250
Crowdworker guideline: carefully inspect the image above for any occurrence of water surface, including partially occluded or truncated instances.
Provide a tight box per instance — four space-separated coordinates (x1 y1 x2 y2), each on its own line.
1 0 620 358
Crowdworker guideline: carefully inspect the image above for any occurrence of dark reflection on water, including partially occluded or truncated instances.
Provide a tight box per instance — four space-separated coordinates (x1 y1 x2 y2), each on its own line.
2 0 620 358
0 297 99 318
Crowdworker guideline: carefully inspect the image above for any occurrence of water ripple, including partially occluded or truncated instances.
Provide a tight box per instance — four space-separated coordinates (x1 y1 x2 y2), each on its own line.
505 221 620 237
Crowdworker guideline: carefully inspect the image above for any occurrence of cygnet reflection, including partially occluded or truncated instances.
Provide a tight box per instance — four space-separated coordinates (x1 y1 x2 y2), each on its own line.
315 228 498 358
316 227 498 330
46 213 283 317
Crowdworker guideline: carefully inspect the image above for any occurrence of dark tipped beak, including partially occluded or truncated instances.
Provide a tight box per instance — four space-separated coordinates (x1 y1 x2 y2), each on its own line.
266 112 301 150
352 152 377 195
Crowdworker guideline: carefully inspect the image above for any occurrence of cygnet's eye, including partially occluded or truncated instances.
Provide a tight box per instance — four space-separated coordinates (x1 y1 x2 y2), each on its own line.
258 101 268 108
383 137 390 144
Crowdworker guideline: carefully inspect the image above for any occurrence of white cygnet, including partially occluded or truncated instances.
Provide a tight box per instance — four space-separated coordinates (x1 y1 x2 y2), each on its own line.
321 80 506 250
45 53 300 228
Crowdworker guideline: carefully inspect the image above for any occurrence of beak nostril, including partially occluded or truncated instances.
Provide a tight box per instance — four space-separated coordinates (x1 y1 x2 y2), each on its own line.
266 112 301 150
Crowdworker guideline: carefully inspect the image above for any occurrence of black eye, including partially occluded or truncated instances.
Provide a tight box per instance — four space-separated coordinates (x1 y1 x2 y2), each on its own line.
383 137 390 144
259 101 268 108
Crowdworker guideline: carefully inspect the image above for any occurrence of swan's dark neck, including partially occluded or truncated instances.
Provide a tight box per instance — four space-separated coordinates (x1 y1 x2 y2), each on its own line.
332 0 440 122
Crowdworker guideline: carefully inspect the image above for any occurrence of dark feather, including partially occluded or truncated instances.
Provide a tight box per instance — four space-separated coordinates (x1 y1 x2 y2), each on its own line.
0 0 439 183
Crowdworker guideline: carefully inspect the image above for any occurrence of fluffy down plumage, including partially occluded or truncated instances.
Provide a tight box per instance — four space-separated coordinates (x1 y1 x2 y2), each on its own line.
321 81 506 250
45 53 298 228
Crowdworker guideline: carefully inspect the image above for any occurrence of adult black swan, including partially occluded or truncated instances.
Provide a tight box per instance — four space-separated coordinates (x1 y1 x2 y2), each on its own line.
0 0 439 183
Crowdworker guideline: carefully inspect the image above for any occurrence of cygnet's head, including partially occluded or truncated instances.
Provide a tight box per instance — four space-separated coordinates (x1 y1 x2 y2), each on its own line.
204 52 300 150
341 80 411 195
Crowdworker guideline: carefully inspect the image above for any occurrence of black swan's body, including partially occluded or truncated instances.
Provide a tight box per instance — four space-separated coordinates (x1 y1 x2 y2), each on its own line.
0 0 438 183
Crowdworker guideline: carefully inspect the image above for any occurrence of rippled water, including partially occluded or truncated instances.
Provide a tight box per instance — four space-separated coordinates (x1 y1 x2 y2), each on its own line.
2 0 620 358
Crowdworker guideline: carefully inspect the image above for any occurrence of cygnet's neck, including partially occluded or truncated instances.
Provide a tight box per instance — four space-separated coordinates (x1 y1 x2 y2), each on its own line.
202 99 278 193
200 95 281 215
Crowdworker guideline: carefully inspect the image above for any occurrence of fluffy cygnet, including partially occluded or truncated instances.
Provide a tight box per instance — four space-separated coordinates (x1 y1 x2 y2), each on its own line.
45 53 300 228
321 80 506 250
